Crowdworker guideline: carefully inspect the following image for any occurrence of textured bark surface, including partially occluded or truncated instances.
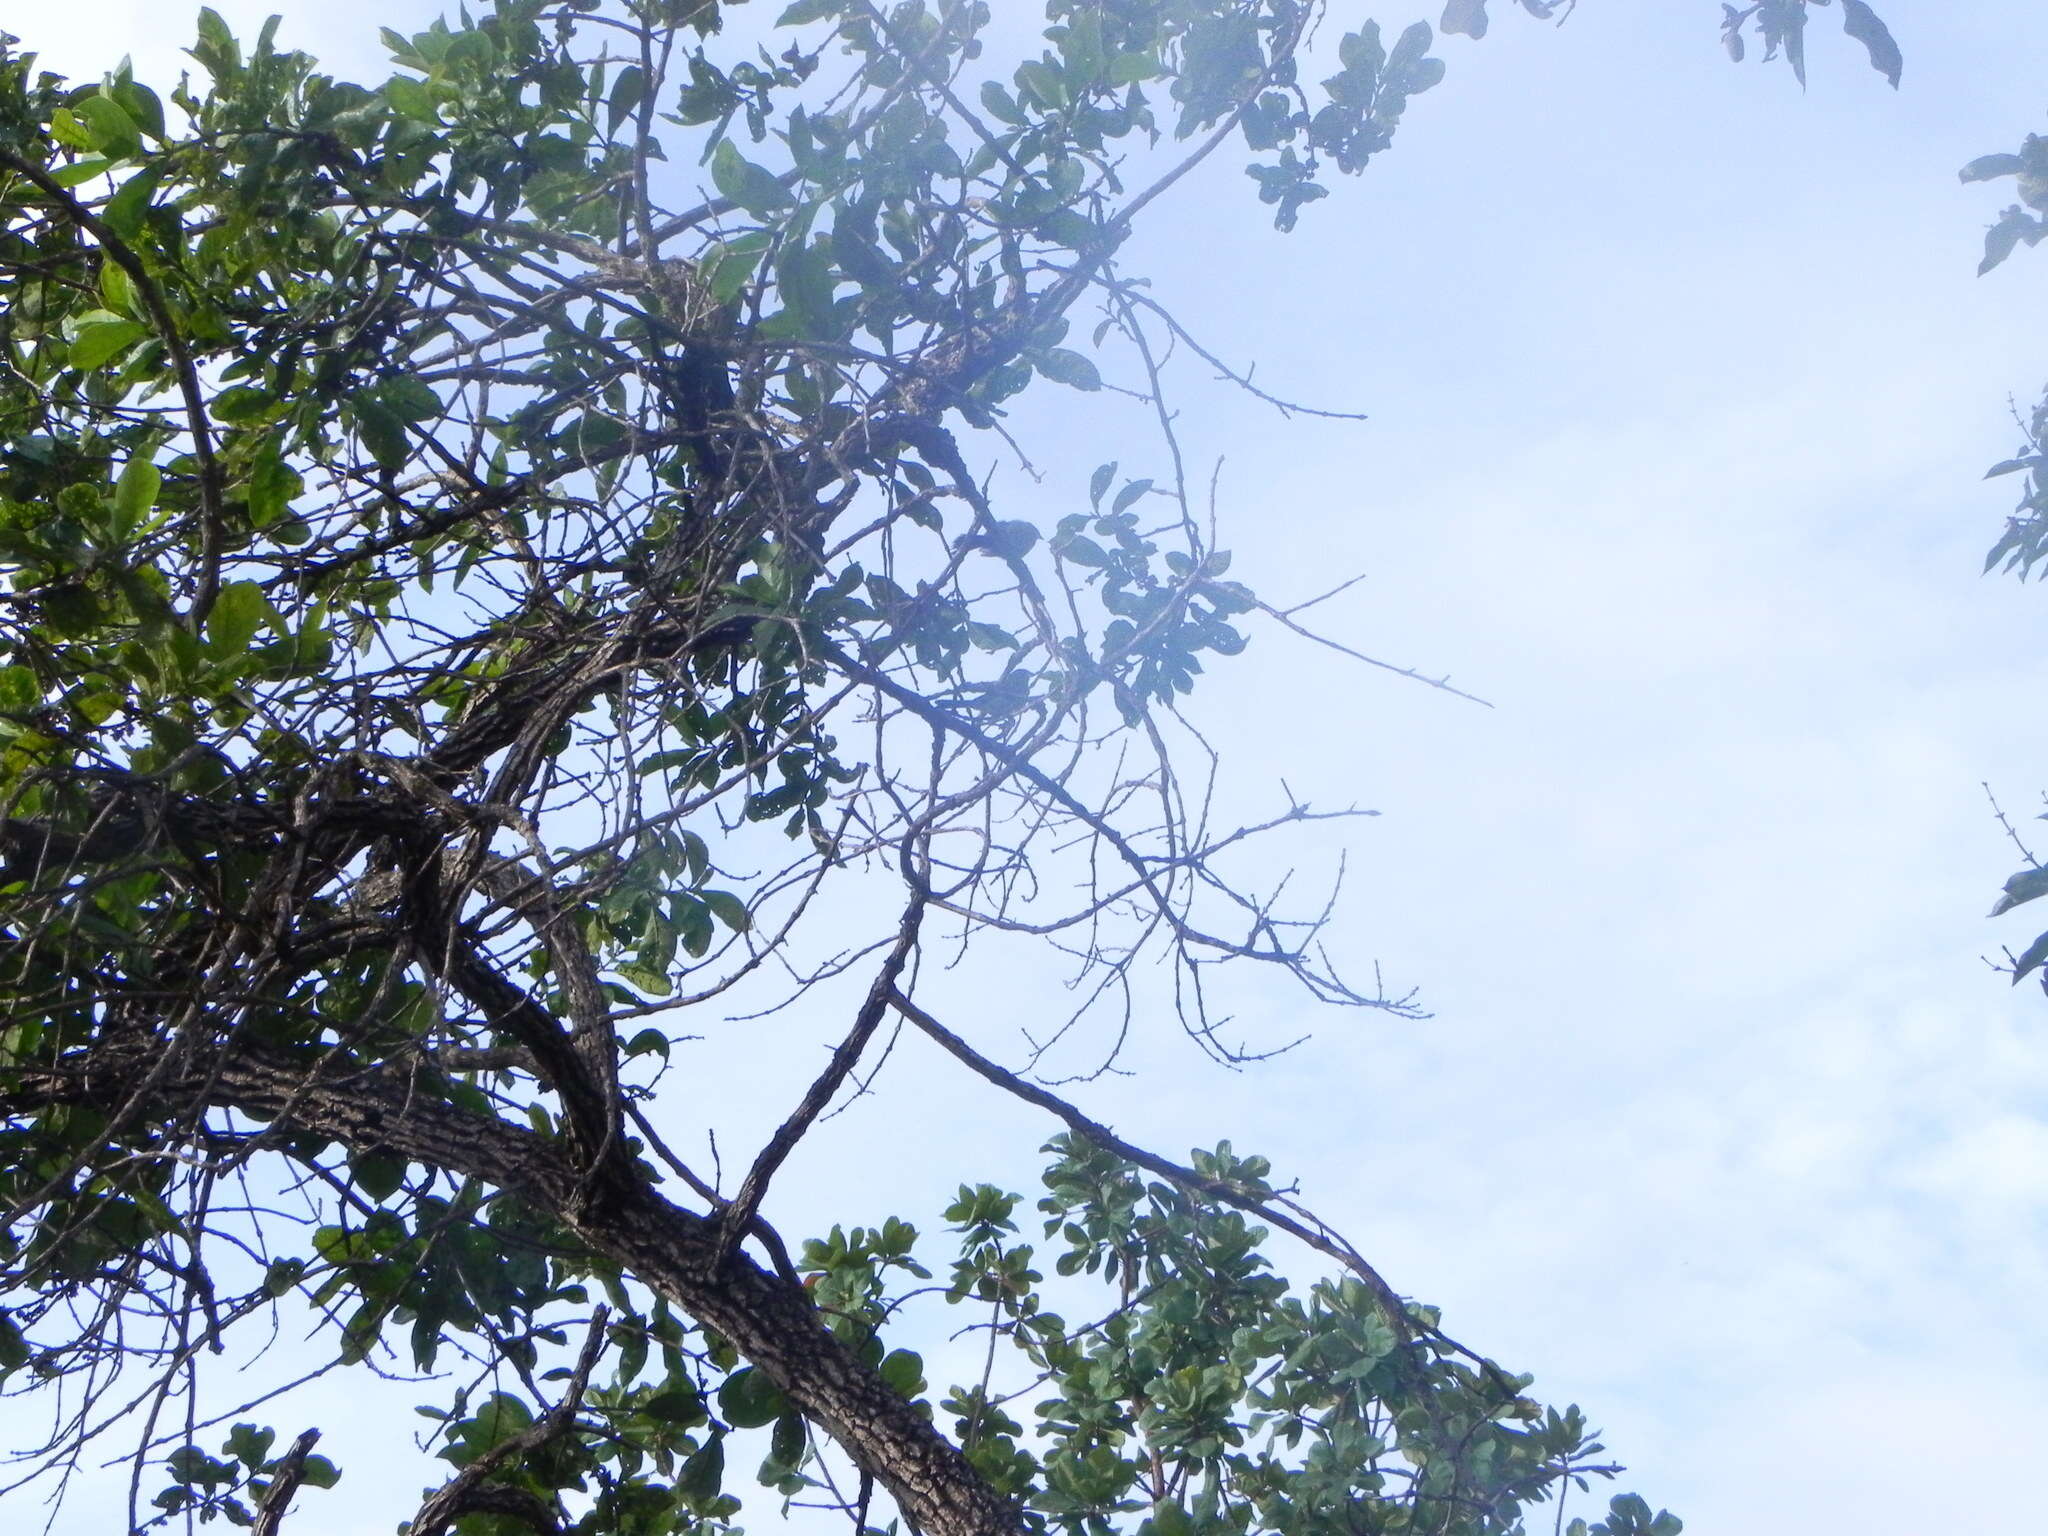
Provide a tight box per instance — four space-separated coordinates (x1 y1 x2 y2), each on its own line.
6 1040 1024 1536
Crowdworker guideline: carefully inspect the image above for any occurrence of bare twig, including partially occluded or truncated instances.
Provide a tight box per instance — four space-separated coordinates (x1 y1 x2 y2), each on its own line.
717 893 927 1268
1253 594 1494 708
1983 781 2040 868
887 989 1417 1336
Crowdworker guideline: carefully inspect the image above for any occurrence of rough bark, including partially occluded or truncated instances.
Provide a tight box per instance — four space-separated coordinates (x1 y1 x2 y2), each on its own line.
5 1038 1024 1536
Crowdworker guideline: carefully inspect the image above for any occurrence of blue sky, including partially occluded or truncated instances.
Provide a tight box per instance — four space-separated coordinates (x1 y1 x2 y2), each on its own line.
11 3 2048 1532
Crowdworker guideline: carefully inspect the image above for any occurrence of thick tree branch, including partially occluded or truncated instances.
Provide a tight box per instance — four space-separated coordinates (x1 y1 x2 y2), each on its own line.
250 1429 321 1536
3 1032 1025 1536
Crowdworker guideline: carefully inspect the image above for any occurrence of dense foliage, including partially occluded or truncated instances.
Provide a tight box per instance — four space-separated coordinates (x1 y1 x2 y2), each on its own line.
0 1 1898 1533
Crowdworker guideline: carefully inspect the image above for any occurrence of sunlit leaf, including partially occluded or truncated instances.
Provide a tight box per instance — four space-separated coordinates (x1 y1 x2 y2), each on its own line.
111 456 160 543
205 581 269 659
68 318 149 371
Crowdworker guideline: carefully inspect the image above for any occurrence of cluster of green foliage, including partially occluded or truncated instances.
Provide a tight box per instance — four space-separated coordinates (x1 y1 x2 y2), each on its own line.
122 1134 1670 1536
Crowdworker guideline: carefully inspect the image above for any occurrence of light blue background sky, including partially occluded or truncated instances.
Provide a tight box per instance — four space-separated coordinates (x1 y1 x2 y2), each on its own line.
12 3 2048 1532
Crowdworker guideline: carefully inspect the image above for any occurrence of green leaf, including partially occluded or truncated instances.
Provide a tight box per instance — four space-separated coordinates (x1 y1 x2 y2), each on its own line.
980 81 1026 125
711 140 793 216
1839 0 1901 89
2012 929 2048 986
205 581 269 659
384 75 438 124
1993 864 2048 917
643 1387 705 1425
191 8 242 80
72 690 121 727
351 398 411 469
245 448 302 529
1089 462 1117 509
619 963 673 996
769 1409 805 1472
262 1259 303 1297
1984 457 2042 479
68 318 149 371
703 889 750 933
350 1151 407 1202
1111 477 1154 514
298 1455 340 1490
625 1027 671 1059
1016 58 1067 111
1440 0 1489 39
213 386 282 426
378 376 443 423
0 666 39 715
337 1301 380 1364
703 234 771 305
778 0 841 24
0 1314 27 1371
167 1445 232 1487
111 457 160 543
74 95 142 159
1057 534 1108 567
878 1348 925 1397
1038 349 1102 391
52 156 115 186
48 108 95 151
110 77 165 140
775 238 839 336
606 65 647 135
1961 153 2026 184
616 1325 649 1386
717 1367 788 1428
102 167 164 237
1980 207 2046 276
224 1424 274 1469
677 1434 725 1500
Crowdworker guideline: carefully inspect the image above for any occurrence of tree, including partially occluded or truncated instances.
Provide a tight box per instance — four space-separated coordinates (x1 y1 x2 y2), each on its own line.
0 3 1895 1533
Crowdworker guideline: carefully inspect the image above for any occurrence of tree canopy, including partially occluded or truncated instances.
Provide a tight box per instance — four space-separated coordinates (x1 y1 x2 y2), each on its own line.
0 3 1901 1534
